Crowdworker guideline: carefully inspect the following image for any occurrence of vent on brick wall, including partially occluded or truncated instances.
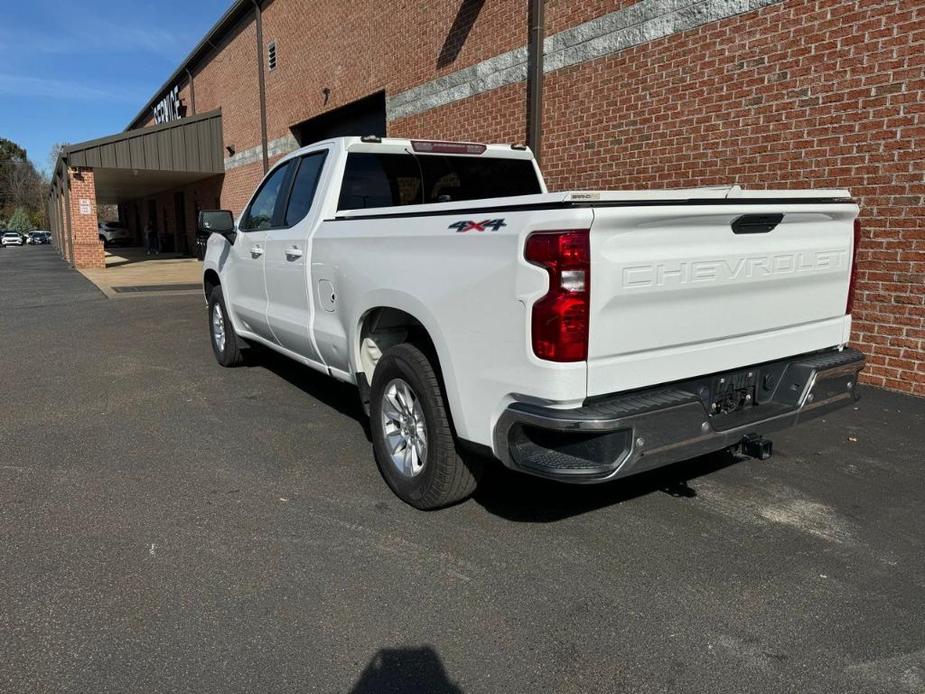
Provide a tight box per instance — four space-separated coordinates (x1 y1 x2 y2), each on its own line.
267 41 277 71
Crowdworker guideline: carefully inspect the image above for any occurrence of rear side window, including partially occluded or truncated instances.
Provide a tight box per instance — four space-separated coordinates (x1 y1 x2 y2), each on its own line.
284 152 327 226
239 162 292 231
337 152 541 211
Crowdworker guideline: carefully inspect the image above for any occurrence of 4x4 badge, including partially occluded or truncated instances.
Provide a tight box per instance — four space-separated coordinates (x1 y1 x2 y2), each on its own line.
448 219 507 233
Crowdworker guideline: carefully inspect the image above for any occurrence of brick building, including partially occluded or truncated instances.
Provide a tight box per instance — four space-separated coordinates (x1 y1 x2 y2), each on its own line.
47 0 923 394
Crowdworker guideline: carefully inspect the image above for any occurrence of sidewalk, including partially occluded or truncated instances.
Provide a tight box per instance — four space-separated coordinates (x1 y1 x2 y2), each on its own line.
78 247 203 299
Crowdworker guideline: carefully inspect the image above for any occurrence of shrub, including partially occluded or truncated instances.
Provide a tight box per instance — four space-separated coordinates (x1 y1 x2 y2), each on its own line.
7 207 32 232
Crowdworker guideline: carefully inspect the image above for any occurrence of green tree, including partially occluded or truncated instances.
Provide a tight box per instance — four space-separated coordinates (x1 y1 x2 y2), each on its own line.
30 209 46 230
8 207 32 232
0 137 27 163
0 136 46 227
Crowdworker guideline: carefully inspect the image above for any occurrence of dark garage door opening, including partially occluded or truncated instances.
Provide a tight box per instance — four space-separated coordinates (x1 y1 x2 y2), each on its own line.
291 91 386 146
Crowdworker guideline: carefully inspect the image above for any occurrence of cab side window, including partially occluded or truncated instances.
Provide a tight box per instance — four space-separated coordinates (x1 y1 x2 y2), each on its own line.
239 162 292 231
284 152 327 226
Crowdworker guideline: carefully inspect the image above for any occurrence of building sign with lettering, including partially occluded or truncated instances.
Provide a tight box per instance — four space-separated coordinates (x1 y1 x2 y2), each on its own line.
78 199 92 215
153 85 183 124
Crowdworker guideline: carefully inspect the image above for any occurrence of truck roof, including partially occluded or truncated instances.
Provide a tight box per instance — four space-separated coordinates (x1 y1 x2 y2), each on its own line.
289 136 537 161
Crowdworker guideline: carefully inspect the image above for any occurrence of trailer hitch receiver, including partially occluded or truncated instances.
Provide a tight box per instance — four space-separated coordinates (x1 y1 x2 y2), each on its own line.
741 433 773 460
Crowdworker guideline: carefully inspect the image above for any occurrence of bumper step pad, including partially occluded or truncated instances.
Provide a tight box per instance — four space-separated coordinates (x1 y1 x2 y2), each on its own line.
495 348 865 483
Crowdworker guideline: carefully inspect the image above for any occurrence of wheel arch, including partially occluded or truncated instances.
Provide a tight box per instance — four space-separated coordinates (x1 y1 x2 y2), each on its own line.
354 301 466 438
203 268 220 301
356 306 442 384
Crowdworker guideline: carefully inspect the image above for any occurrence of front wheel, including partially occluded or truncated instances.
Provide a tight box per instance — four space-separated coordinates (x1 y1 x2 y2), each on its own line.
208 286 244 367
370 343 482 509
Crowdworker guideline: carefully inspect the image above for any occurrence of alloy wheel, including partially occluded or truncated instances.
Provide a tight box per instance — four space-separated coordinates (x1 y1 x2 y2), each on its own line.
212 303 226 353
380 378 428 478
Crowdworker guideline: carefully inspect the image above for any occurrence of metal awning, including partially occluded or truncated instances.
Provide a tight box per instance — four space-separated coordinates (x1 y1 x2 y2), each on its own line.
59 110 224 203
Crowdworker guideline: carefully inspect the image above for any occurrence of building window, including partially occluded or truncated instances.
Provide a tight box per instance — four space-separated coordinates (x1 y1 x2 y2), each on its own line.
267 41 277 71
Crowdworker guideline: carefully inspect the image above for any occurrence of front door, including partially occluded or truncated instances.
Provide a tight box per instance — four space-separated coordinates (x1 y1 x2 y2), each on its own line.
265 149 328 365
226 160 293 343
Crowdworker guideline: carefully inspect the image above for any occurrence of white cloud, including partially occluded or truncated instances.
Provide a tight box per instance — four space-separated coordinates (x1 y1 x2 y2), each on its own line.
0 26 192 61
0 73 141 102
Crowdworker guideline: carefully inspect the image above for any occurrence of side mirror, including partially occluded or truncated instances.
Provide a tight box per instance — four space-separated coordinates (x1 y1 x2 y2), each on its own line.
198 210 236 243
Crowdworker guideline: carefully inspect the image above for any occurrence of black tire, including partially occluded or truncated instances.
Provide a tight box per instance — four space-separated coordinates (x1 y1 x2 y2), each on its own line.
207 286 244 367
370 343 482 509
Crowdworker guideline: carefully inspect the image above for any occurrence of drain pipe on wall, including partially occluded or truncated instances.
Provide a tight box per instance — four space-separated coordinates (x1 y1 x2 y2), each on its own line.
252 0 269 173
527 0 545 165
185 68 197 116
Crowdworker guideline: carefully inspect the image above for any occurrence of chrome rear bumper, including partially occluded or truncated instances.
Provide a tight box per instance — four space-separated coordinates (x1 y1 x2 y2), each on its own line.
493 348 865 483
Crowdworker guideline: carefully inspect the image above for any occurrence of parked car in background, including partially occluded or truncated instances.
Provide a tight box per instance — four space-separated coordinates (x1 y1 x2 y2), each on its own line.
98 221 132 247
201 136 865 509
2 231 24 247
27 231 49 245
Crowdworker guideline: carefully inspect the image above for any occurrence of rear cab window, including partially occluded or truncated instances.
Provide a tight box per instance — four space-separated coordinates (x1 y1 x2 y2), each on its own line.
337 151 542 211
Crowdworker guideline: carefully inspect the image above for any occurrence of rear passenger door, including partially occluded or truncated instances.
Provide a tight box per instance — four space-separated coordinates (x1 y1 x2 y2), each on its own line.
265 149 329 366
310 151 422 377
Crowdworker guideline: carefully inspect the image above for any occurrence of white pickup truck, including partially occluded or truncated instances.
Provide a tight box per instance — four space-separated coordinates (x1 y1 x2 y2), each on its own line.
200 136 864 509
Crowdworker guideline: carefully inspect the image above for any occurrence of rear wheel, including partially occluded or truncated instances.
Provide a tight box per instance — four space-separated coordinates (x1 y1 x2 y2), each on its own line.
208 286 244 367
370 343 481 509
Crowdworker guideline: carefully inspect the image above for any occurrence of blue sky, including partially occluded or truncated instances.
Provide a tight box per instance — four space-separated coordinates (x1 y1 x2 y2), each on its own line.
0 0 229 173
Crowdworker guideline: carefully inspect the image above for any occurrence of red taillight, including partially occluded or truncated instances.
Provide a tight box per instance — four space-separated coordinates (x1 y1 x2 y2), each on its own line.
846 218 861 315
525 230 590 362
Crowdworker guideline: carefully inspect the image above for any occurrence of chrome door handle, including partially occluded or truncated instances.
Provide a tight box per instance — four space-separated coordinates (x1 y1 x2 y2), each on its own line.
251 245 264 257
285 247 303 259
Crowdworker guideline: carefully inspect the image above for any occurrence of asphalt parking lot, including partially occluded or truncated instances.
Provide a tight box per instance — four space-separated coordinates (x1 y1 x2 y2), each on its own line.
1 246 923 693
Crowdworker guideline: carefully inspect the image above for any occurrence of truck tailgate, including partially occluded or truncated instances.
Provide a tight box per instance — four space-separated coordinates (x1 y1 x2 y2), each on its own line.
586 200 858 397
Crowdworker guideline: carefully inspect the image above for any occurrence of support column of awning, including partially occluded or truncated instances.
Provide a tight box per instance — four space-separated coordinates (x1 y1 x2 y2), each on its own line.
47 110 225 268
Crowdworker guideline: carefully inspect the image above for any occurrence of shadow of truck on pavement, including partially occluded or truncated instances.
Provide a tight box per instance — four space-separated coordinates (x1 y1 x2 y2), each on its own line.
350 646 463 693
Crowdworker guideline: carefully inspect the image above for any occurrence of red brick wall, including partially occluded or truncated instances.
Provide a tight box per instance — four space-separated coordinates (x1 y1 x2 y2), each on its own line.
546 1 637 34
194 18 261 154
127 0 923 394
139 0 627 140
221 161 263 214
132 0 633 200
262 0 527 137
538 0 923 395
394 0 924 395
188 175 224 240
67 169 105 269
131 1 538 151
125 174 224 253
391 81 528 145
